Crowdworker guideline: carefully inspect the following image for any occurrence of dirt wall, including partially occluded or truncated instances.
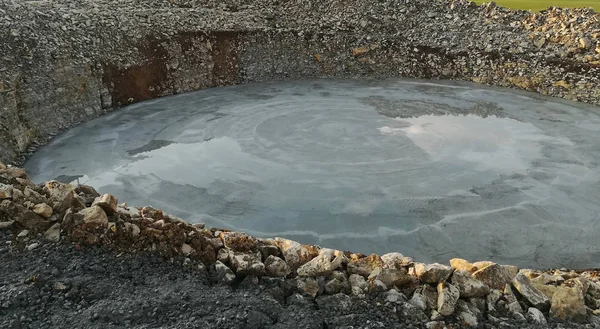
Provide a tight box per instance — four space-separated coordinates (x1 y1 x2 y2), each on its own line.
1 0 599 164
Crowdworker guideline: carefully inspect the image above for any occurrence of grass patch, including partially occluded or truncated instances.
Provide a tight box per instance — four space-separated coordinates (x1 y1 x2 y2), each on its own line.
474 1 599 11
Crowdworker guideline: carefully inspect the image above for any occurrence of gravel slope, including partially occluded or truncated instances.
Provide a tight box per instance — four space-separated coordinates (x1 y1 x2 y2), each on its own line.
0 236 413 329
0 230 594 329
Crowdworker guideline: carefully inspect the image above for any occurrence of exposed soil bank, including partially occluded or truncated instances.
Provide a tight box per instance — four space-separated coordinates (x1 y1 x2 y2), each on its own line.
1 0 600 165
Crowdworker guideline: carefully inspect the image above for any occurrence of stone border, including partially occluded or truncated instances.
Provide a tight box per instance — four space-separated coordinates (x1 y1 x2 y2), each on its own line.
2 163 600 327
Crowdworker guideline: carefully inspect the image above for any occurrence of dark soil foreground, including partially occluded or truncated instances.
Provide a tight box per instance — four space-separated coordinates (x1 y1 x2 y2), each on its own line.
0 229 589 329
0 231 406 329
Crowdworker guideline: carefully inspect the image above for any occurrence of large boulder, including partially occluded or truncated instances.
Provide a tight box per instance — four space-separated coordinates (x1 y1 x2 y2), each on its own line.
368 279 388 294
0 200 50 231
297 254 333 277
319 248 350 270
368 267 414 288
229 251 265 276
0 183 13 200
462 298 485 317
221 232 259 252
32 203 53 218
472 263 518 290
486 289 503 312
264 255 291 277
381 252 414 268
349 273 368 293
23 187 45 204
384 289 406 304
317 249 347 272
409 292 428 311
117 204 140 219
75 184 101 198
217 248 231 263
414 263 454 283
43 223 61 242
504 284 524 314
565 277 590 295
528 307 548 326
1 167 26 179
512 272 551 311
215 261 236 284
450 258 476 273
550 286 587 323
437 282 460 316
527 271 564 285
587 281 600 307
77 205 108 230
419 285 439 310
459 312 478 328
92 194 118 215
451 270 490 298
472 261 495 269
330 254 348 271
257 239 281 260
297 277 320 299
533 283 558 299
275 238 319 271
44 180 82 213
347 254 384 277
324 277 348 295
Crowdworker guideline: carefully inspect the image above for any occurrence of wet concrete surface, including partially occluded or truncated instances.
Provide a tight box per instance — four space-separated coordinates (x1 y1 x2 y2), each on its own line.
25 79 600 269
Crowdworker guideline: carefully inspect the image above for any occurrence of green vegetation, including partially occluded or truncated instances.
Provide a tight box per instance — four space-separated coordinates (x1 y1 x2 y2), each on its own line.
474 1 599 11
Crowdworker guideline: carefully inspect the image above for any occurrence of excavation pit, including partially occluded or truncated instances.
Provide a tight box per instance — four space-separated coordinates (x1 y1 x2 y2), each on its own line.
24 79 600 269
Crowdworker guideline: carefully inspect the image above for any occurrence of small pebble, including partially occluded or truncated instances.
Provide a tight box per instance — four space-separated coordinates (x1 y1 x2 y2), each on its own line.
26 243 39 251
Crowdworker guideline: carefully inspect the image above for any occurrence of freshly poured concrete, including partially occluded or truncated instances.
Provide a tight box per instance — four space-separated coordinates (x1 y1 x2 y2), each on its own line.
25 79 600 268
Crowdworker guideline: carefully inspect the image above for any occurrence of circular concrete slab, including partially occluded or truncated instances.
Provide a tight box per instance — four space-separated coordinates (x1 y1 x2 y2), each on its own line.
25 79 600 268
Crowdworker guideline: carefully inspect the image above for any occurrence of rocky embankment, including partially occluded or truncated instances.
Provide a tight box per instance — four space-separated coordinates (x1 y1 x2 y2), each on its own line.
2 162 600 328
1 0 600 165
